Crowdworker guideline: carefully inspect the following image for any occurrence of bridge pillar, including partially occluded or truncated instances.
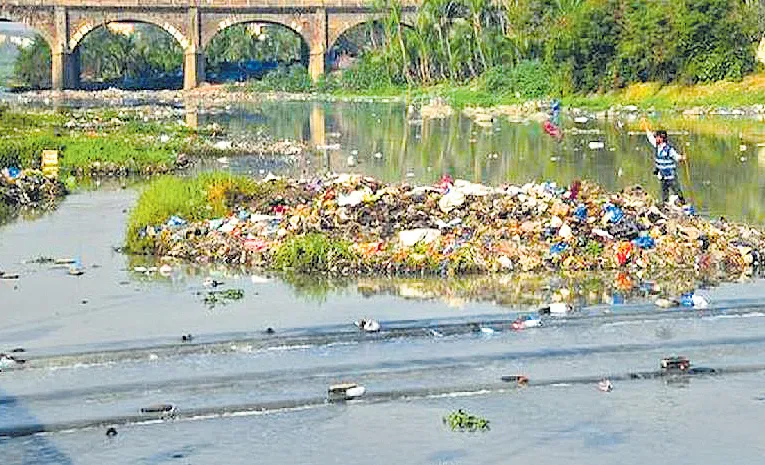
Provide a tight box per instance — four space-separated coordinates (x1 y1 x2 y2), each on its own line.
184 7 205 89
184 52 205 89
308 8 327 82
52 5 78 90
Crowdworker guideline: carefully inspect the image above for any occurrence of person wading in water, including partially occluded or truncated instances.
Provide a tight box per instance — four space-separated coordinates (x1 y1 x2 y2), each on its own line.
642 119 686 205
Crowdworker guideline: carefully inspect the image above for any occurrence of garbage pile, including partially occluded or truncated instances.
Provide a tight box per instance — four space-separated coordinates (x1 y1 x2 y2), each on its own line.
137 174 765 280
1 169 66 211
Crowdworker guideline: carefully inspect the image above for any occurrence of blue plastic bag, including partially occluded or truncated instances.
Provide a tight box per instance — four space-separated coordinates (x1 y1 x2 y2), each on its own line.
166 215 187 228
550 242 568 254
633 234 655 249
603 204 624 223
680 293 695 307
574 205 588 221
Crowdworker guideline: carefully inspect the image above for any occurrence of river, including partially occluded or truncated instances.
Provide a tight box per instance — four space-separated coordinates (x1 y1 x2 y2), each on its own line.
2 100 765 464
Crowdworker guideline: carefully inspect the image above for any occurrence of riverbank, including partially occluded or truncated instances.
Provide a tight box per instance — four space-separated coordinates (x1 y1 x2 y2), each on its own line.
9 73 765 115
127 173 764 292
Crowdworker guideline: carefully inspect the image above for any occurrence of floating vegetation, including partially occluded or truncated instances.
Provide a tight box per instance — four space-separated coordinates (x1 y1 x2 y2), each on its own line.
202 288 245 307
443 409 490 432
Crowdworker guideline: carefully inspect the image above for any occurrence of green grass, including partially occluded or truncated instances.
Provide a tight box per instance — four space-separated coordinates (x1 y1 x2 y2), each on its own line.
125 173 282 253
272 233 356 273
0 108 213 175
232 72 765 111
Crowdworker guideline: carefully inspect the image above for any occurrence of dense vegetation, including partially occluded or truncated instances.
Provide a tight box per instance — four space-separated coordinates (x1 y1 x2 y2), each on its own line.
336 0 762 96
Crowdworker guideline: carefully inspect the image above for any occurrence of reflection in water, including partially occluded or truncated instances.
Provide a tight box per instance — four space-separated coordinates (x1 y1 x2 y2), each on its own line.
126 255 753 309
199 102 765 225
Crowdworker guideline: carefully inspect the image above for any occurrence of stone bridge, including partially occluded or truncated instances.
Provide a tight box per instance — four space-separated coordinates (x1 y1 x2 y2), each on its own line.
0 0 418 90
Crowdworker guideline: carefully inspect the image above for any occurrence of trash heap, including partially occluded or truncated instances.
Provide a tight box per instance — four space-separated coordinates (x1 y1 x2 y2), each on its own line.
138 174 765 279
1 169 66 211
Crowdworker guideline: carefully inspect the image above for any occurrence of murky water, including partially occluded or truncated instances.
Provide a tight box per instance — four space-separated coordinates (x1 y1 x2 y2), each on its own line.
2 101 765 464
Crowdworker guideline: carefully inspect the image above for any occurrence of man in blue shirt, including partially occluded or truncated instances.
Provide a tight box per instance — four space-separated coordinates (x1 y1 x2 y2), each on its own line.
645 127 686 204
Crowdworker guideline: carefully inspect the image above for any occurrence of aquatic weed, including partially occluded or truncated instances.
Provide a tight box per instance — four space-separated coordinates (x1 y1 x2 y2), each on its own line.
273 233 356 273
443 409 490 432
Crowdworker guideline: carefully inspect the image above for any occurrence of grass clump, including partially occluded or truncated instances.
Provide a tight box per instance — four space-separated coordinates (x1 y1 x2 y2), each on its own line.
443 409 490 432
273 233 356 273
126 172 259 253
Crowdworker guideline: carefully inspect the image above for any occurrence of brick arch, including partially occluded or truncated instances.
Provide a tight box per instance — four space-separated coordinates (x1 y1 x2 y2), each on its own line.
0 8 56 52
68 18 189 52
200 15 312 51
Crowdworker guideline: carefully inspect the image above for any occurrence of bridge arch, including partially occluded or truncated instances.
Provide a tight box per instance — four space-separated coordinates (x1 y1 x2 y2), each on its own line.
201 15 311 52
0 15 55 52
69 18 189 52
204 20 310 83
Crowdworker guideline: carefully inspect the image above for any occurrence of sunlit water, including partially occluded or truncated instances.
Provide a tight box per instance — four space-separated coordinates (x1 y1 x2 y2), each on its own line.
2 101 765 464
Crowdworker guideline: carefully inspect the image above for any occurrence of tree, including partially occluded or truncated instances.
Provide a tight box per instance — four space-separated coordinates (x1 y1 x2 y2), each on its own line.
12 35 51 89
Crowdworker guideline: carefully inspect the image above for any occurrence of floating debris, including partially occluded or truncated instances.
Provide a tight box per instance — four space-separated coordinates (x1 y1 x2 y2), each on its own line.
328 383 366 402
105 427 118 437
140 404 176 414
203 288 245 307
355 319 381 333
443 409 490 432
598 378 614 392
661 356 691 372
501 375 529 386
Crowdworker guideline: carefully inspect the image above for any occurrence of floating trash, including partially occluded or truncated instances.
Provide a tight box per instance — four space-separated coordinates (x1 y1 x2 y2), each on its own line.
598 379 614 392
501 375 529 386
140 404 176 414
661 356 691 372
354 319 381 332
328 383 366 402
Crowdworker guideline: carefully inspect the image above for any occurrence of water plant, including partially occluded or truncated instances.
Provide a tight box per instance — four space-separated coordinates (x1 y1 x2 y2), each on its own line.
272 233 357 273
443 409 490 432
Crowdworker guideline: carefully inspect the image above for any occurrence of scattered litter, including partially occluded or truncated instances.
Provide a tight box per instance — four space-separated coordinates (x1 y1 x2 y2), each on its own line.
106 427 118 437
588 141 605 150
203 277 224 288
574 117 589 124
598 378 614 392
512 315 543 330
140 404 176 414
250 275 271 284
0 353 25 371
328 383 366 401
654 298 679 308
0 273 19 280
500 375 529 386
661 356 691 372
540 302 571 315
181 334 193 342
355 319 381 332
67 262 85 276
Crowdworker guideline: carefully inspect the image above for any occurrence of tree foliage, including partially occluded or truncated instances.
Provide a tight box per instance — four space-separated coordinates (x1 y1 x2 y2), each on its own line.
12 35 51 89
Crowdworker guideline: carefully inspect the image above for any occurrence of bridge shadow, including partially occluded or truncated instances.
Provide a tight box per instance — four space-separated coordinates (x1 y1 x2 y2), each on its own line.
0 387 74 465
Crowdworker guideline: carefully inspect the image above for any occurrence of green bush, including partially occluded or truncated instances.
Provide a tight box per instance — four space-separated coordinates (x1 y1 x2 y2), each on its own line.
246 64 312 92
484 60 552 98
125 173 259 253
339 53 399 91
273 233 356 272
